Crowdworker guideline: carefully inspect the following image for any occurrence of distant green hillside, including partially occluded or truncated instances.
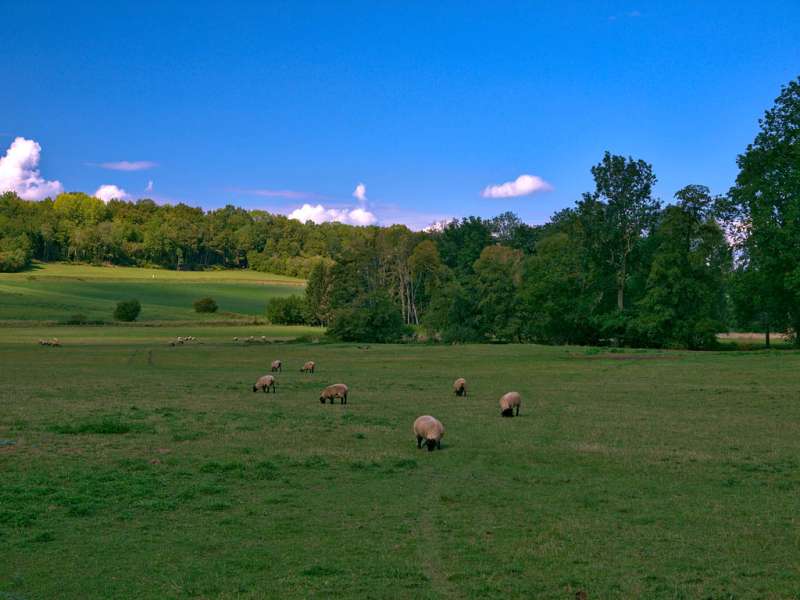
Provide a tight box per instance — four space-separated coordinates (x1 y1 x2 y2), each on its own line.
0 262 305 323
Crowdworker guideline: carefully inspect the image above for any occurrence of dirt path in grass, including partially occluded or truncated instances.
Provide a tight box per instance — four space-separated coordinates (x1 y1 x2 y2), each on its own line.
416 472 463 600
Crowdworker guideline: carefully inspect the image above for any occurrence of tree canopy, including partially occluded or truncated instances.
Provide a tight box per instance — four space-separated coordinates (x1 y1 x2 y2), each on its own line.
3 75 800 347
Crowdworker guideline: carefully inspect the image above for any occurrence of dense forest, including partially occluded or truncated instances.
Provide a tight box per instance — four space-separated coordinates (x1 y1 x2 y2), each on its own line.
2 77 798 348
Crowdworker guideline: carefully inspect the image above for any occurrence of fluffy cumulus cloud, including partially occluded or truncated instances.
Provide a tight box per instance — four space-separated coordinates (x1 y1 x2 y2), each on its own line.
352 182 367 202
94 184 129 202
288 203 377 226
0 137 64 200
97 161 157 171
481 174 553 198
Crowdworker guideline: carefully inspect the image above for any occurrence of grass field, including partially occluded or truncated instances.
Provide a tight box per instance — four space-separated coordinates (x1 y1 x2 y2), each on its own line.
0 263 305 323
2 331 799 599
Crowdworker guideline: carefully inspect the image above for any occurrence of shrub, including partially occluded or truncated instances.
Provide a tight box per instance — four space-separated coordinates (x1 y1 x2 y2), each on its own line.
266 295 307 325
193 297 218 313
114 299 141 322
66 314 88 325
0 234 32 272
328 291 411 343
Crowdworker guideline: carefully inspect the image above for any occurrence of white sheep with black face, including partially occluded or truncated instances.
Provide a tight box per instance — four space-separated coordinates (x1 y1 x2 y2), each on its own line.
413 416 444 452
319 383 348 404
499 391 521 417
253 374 277 393
453 378 467 396
271 359 282 372
300 361 316 373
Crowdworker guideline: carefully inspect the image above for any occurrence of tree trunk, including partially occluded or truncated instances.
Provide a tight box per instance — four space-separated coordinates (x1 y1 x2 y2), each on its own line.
617 258 626 311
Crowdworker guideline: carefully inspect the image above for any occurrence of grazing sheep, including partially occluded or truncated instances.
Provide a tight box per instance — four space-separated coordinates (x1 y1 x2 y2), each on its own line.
253 374 277 393
319 383 348 404
271 359 282 373
413 415 445 451
300 361 316 374
499 391 521 417
453 377 467 397
233 337 239 342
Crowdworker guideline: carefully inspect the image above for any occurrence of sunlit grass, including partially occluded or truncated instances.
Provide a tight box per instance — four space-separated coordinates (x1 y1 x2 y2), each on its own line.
2 334 799 598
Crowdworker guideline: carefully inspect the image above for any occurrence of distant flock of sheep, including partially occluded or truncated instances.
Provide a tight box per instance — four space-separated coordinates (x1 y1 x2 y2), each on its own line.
38 338 61 347
252 361 521 452
169 336 198 346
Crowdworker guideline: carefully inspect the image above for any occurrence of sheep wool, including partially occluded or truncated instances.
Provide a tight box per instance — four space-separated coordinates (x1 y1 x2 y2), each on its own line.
319 383 348 404
300 361 316 373
413 415 445 451
253 374 277 393
499 391 521 417
453 377 467 396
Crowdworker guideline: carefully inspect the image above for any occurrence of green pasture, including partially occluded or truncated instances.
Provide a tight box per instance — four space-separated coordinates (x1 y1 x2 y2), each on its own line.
0 263 304 322
2 334 799 598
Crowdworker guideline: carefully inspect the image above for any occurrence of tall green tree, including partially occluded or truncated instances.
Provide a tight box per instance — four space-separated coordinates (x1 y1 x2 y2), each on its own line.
436 217 493 276
304 260 334 326
583 152 660 312
472 245 524 341
728 76 800 343
518 233 603 345
634 185 730 349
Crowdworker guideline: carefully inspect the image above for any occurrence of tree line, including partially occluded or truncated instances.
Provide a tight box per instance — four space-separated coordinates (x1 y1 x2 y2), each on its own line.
2 76 799 348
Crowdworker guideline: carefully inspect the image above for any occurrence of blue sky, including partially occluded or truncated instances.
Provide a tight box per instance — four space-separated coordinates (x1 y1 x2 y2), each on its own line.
2 1 798 228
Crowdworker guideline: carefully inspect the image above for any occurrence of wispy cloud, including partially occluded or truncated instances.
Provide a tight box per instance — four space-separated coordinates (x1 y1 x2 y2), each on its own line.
94 184 129 202
0 137 63 200
287 203 377 226
481 174 553 198
90 160 158 171
352 182 367 202
145 180 153 193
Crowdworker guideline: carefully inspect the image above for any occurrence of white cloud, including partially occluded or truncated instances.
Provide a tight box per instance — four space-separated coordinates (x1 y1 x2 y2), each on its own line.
347 207 376 226
145 180 153 193
94 184 129 202
0 137 63 200
352 182 367 203
95 161 157 171
288 203 377 226
481 174 553 198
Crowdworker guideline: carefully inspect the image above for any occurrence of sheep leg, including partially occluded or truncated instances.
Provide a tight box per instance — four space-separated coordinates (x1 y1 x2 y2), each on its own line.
416 436 423 449
516 405 520 416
